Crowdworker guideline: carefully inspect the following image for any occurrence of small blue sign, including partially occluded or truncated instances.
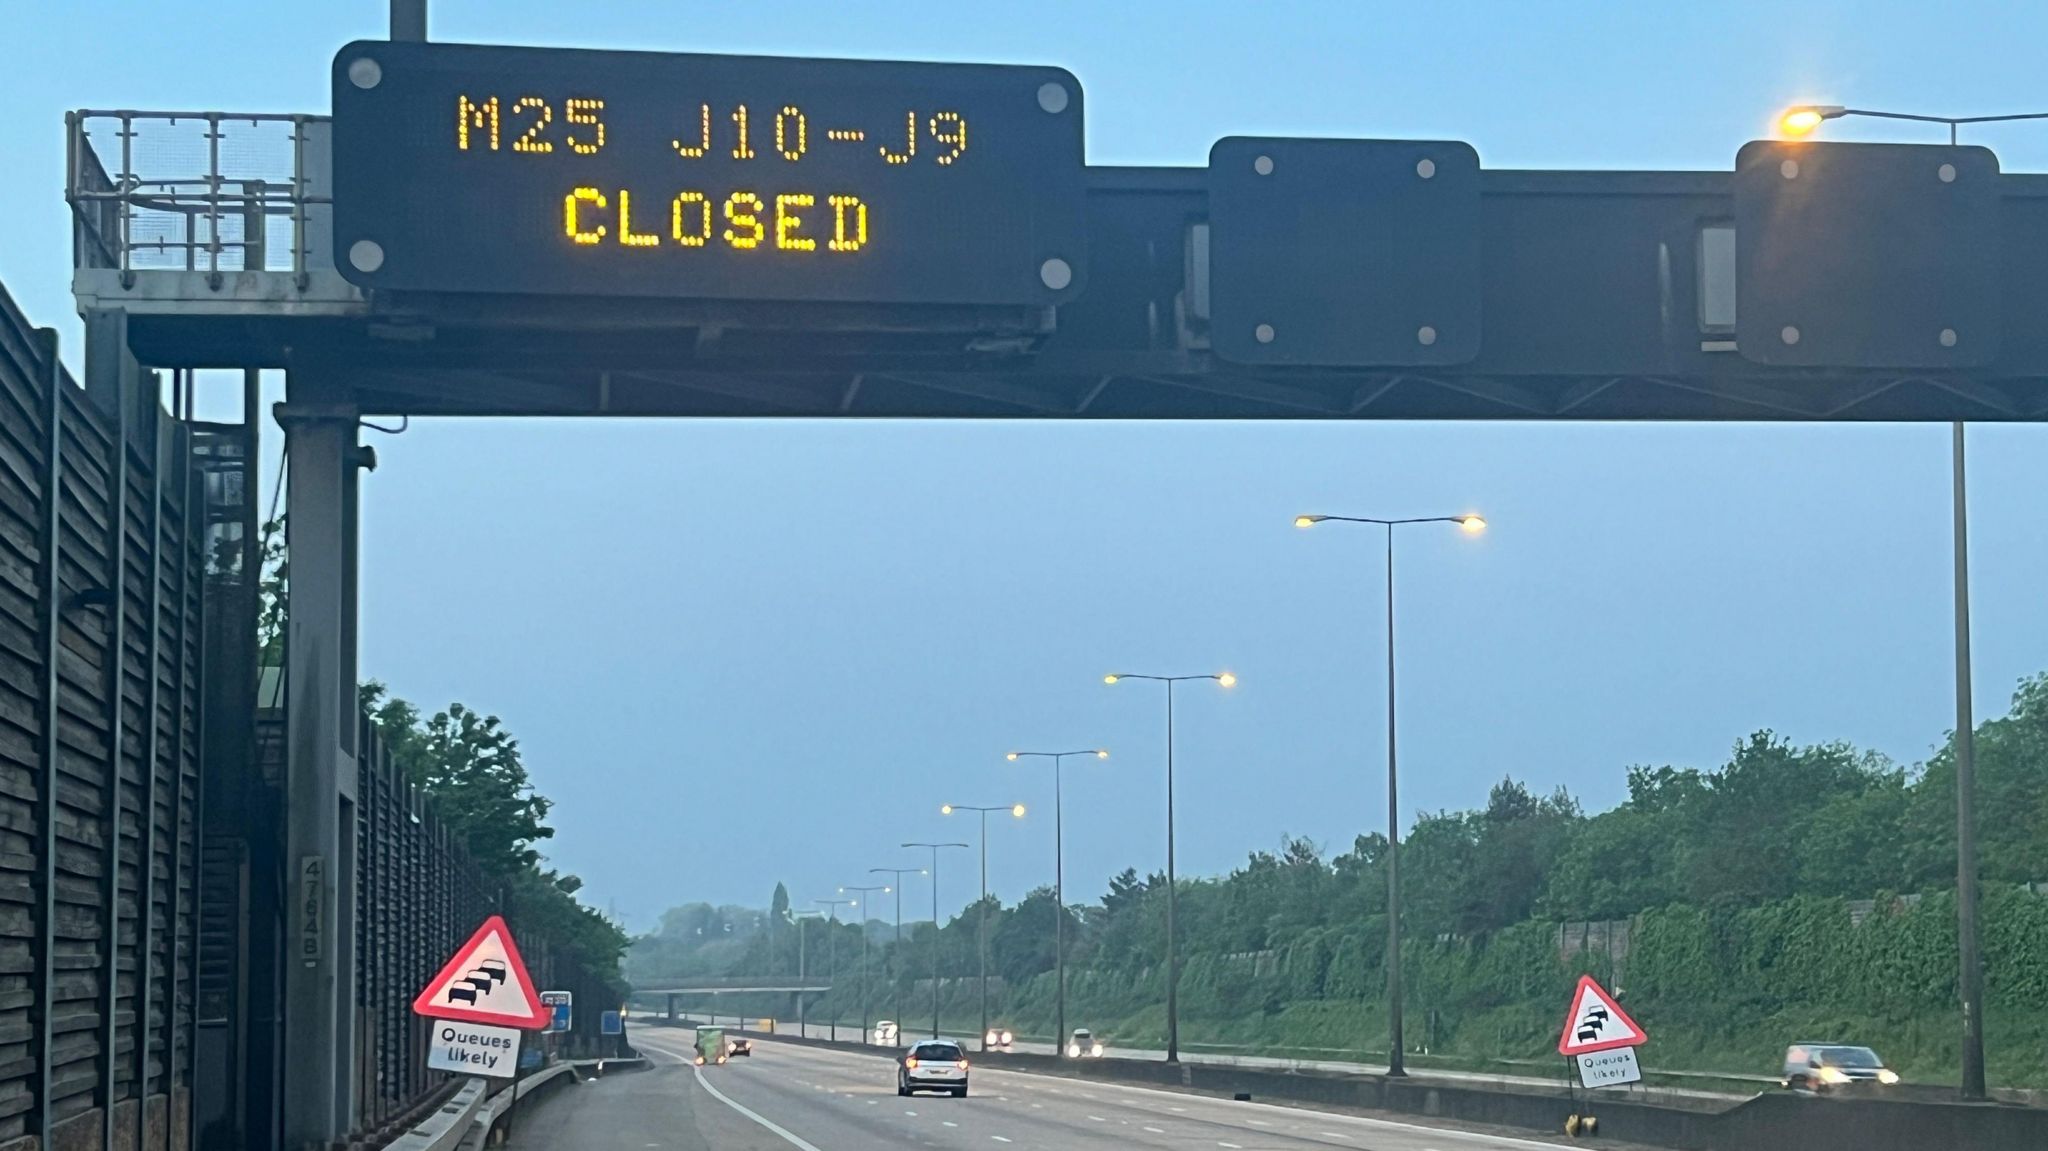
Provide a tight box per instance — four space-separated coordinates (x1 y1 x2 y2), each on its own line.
519 1045 543 1070
600 1010 623 1036
540 990 573 1034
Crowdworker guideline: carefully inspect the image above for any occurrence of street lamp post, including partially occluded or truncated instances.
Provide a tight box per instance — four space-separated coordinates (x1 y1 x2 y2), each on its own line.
1104 673 1237 1063
1776 102 2046 1102
903 842 969 1038
1295 512 1484 1076
1005 750 1107 1050
840 884 890 1042
943 802 1027 1050
871 866 923 1036
815 899 856 1042
792 910 822 1035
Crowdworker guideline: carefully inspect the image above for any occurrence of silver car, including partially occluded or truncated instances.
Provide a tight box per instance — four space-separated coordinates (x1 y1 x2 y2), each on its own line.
898 1040 969 1097
1781 1044 1898 1093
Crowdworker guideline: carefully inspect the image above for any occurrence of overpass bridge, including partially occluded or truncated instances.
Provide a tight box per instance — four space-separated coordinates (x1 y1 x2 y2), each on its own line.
631 981 836 1024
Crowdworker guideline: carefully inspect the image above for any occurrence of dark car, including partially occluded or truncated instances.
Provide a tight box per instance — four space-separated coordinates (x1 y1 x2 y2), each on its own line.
729 1038 752 1057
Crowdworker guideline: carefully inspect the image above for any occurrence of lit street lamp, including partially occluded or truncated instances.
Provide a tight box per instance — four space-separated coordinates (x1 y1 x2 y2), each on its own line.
902 842 969 1038
1771 102 2042 1103
840 884 890 1042
815 898 857 1042
1778 104 2048 146
870 866 923 1035
1005 750 1107 1050
1103 673 1236 1063
1295 512 1483 1076
943 801 1027 1051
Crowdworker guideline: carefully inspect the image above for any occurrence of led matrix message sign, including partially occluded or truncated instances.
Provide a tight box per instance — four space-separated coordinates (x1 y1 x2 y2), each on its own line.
330 41 1088 305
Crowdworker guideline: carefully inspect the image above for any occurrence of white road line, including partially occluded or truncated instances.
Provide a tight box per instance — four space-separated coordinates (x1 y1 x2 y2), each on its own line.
991 1137 1013 1144
1320 1133 1348 1140
905 1110 918 1116
1087 1115 1107 1122
1219 1143 1243 1149
943 1121 959 1128
1143 1126 1166 1133
691 1064 825 1151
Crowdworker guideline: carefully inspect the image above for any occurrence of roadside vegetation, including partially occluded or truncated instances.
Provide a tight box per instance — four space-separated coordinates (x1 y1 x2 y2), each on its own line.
635 673 2048 1086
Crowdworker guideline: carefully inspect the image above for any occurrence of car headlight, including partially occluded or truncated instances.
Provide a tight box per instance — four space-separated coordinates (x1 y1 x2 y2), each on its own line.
1001 1030 1014 1045
1091 1044 1103 1057
1818 1066 1849 1085
1878 1069 1899 1085
1068 1044 1080 1057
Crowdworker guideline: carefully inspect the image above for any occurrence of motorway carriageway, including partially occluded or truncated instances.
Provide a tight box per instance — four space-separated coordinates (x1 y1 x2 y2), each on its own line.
746 1019 1748 1104
514 1027 1586 1151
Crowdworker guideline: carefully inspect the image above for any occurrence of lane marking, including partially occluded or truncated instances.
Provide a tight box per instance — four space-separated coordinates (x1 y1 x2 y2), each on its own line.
1320 1133 1349 1140
943 1121 959 1128
1143 1126 1166 1133
991 1138 1012 1144
1220 1143 1243 1149
905 1110 918 1117
1087 1115 1107 1122
691 1064 825 1151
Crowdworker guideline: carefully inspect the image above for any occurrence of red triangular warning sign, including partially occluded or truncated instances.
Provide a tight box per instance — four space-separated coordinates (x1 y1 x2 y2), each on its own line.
1557 974 1647 1056
413 915 550 1029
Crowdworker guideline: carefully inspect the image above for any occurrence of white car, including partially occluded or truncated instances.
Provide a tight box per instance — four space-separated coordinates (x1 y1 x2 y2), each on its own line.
872 1020 900 1047
983 1027 1014 1051
898 1039 970 1097
1066 1028 1104 1058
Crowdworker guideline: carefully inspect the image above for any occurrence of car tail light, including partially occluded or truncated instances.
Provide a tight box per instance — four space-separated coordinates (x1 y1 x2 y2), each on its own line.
904 1057 919 1070
695 1055 705 1065
957 1059 970 1070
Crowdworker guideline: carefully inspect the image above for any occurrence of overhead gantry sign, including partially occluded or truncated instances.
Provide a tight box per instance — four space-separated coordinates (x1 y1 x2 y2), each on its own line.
64 40 2048 420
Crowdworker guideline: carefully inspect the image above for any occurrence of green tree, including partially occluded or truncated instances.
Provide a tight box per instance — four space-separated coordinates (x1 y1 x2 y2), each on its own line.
770 882 791 972
363 683 555 875
360 683 624 986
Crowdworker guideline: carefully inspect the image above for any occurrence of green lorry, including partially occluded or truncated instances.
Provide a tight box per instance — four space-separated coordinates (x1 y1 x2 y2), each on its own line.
695 1027 727 1065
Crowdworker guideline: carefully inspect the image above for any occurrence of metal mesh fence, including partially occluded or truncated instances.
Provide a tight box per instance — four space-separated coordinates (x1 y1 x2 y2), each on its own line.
68 111 318 275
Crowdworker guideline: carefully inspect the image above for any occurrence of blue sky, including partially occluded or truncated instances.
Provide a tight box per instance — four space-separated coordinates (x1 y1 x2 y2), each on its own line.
7 1 2047 929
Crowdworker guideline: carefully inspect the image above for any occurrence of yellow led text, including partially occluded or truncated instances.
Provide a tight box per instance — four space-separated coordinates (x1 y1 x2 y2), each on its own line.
457 95 499 150
564 187 607 244
562 188 868 252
